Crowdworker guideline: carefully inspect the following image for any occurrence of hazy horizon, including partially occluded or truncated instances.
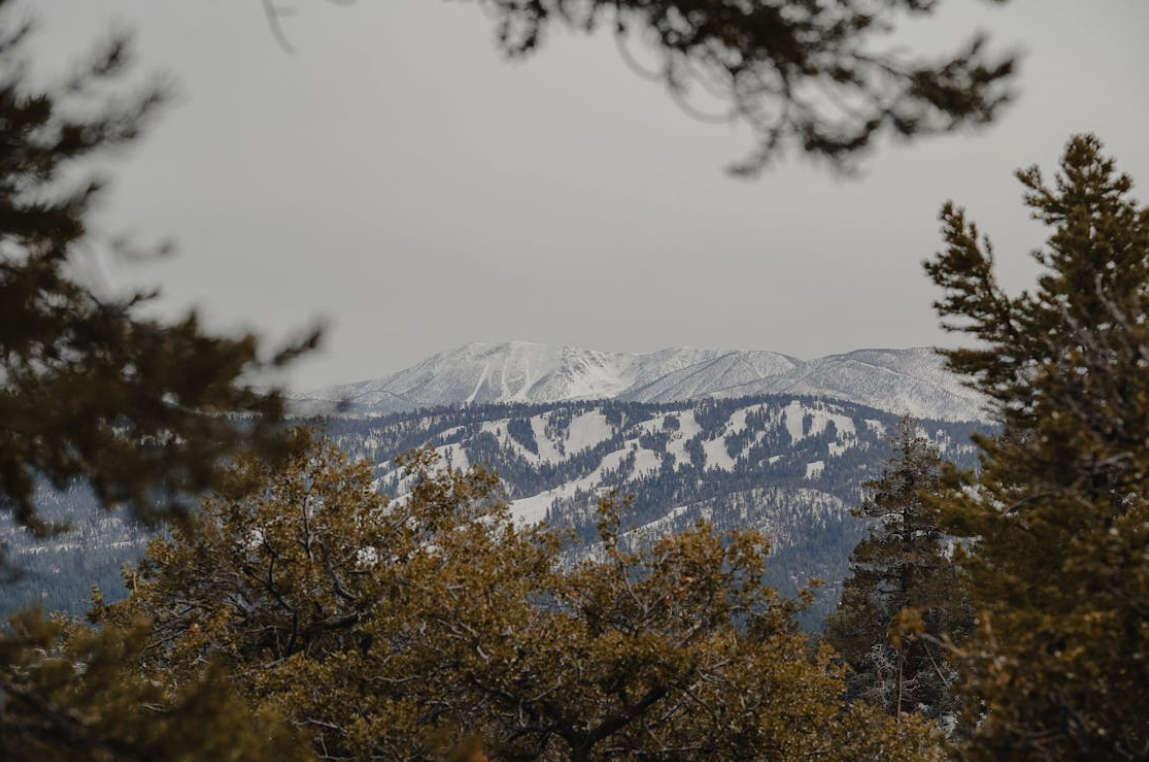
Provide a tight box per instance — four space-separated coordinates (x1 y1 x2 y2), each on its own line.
29 0 1149 388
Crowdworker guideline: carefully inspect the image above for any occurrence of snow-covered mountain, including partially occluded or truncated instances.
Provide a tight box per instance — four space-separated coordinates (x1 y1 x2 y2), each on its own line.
295 341 987 421
320 394 985 624
7 392 988 625
714 347 985 423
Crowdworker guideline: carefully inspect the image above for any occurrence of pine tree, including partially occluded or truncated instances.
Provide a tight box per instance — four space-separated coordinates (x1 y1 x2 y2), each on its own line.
825 418 971 726
0 2 316 534
0 7 316 758
924 134 1149 760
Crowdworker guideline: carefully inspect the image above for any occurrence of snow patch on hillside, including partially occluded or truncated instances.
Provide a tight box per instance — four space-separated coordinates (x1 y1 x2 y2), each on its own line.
566 410 613 454
784 401 806 442
666 410 701 468
703 436 737 472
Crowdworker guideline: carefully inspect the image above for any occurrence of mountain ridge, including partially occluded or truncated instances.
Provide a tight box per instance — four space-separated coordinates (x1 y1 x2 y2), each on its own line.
293 341 987 422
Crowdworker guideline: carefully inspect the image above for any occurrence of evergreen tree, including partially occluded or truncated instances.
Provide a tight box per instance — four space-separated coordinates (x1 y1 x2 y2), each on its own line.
0 8 316 758
105 435 946 762
0 609 310 762
0 2 316 533
825 418 971 725
924 134 1149 760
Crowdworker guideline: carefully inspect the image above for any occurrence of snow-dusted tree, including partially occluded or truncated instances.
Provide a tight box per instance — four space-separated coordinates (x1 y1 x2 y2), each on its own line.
824 418 971 725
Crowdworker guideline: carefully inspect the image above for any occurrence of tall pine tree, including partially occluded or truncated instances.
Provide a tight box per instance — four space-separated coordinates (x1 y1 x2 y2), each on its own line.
925 134 1149 761
825 418 970 726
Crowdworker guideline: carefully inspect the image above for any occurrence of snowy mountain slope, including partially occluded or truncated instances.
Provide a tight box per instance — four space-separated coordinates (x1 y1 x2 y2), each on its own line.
294 341 987 421
295 342 727 416
619 350 800 403
328 395 979 529
7 393 987 624
325 342 629 412
717 347 988 422
322 395 985 623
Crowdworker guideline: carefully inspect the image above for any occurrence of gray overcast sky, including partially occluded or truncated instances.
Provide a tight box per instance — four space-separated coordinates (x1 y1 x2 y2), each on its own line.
27 0 1149 389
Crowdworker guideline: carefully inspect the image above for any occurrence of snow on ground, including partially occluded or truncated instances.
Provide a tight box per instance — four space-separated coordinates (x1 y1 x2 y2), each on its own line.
561 355 631 399
702 435 737 472
829 440 851 457
466 363 491 403
511 446 625 525
783 400 858 451
805 408 856 438
805 460 825 479
565 410 614 454
784 400 806 443
621 504 698 541
435 442 470 472
598 448 629 473
631 446 662 478
477 418 544 465
530 414 565 463
665 410 702 468
480 420 505 437
630 413 668 436
434 425 466 441
511 442 663 525
510 491 561 526
726 407 748 435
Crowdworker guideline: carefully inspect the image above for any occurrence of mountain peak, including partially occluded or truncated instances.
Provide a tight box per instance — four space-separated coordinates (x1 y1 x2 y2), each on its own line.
294 342 986 421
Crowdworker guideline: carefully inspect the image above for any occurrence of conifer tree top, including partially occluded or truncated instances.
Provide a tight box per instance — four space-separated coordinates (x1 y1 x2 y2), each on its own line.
0 4 315 532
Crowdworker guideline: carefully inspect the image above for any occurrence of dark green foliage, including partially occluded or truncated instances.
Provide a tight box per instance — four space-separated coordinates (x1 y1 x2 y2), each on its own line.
469 0 1016 174
0 3 316 533
507 416 540 455
685 432 707 470
925 134 1149 760
825 419 971 724
693 399 731 432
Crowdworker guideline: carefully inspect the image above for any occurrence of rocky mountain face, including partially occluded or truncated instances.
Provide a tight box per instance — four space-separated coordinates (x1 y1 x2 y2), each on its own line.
294 341 987 422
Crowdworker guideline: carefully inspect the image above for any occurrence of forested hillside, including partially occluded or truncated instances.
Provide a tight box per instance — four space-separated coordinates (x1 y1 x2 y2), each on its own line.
336 394 983 623
1 395 982 624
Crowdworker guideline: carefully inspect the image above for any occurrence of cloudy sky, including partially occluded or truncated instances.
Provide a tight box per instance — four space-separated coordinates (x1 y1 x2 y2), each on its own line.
29 0 1149 389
